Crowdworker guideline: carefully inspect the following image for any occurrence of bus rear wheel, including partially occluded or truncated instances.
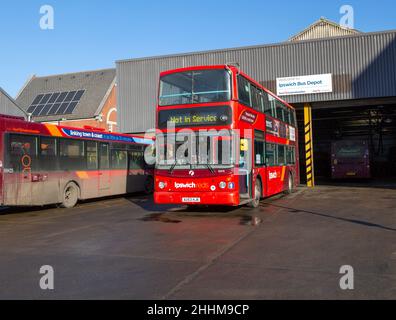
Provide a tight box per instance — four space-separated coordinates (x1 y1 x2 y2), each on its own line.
285 173 294 194
248 180 261 208
61 182 79 208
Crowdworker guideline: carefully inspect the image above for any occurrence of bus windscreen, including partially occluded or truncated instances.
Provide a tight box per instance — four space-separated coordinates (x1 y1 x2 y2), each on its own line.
159 69 231 106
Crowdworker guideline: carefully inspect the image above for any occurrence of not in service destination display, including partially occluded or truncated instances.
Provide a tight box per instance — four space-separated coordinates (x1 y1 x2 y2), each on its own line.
158 106 232 128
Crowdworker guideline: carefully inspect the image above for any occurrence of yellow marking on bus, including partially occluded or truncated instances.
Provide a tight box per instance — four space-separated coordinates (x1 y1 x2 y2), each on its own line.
45 124 63 137
240 139 248 151
76 171 89 179
281 166 286 181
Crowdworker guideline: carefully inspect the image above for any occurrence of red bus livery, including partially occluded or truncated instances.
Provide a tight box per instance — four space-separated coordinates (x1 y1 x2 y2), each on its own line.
0 114 153 207
154 65 299 207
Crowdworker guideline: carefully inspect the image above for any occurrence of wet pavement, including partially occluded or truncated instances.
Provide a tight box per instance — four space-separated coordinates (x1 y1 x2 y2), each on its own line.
0 186 395 299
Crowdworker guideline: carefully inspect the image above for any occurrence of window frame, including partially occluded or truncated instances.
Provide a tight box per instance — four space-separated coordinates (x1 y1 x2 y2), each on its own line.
237 75 296 128
286 146 296 165
99 142 110 170
254 130 265 167
86 140 98 170
237 75 252 107
6 133 39 172
59 138 86 171
39 136 58 171
159 69 232 107
265 142 278 167
277 144 286 166
111 148 128 170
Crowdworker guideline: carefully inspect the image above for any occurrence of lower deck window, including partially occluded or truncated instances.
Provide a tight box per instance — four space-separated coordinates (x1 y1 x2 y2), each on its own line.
59 139 85 170
7 134 38 172
265 143 277 166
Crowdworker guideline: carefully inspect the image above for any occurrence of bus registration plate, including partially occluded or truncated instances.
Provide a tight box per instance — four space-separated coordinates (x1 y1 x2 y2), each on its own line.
182 197 201 203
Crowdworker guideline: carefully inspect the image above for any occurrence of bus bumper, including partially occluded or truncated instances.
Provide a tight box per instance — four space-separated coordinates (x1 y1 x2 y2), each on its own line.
154 191 239 206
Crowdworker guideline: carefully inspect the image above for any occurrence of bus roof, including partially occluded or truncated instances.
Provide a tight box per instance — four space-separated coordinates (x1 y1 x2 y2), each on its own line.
159 65 237 77
0 114 154 145
159 65 295 110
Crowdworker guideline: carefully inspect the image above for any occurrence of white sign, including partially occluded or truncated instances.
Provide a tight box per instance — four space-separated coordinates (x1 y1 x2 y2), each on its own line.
276 74 333 96
289 126 296 142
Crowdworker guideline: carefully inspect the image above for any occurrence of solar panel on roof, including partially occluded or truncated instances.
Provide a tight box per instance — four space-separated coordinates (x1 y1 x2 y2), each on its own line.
65 101 78 114
40 104 53 116
55 102 69 115
27 90 85 117
32 105 44 116
64 91 76 102
27 105 37 113
56 92 68 103
48 103 61 114
73 90 84 101
32 94 44 105
40 94 52 104
48 92 60 103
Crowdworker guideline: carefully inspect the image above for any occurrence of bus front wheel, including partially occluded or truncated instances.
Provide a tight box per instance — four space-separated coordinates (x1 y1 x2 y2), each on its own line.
248 180 261 208
144 176 154 194
61 182 79 208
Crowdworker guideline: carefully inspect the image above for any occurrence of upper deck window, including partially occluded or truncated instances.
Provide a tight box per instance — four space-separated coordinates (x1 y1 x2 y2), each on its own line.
159 69 231 106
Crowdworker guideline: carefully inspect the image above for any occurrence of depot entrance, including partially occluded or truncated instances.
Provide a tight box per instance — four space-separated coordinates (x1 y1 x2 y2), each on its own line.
297 101 396 185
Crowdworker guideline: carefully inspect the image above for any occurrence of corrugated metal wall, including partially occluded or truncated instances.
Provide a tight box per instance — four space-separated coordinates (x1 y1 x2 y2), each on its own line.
0 89 26 118
117 31 396 133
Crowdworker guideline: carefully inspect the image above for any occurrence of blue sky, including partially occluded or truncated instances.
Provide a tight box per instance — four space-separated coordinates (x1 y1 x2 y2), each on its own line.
1 0 395 97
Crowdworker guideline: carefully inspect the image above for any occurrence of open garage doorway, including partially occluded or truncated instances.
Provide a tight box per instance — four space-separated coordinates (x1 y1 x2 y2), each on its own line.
297 102 396 187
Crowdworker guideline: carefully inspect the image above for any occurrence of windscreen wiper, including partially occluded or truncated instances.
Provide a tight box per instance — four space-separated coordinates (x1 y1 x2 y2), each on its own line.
205 163 215 174
169 161 177 174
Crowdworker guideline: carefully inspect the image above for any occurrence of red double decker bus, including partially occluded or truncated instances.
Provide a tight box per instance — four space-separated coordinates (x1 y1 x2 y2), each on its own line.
0 114 153 208
154 65 299 207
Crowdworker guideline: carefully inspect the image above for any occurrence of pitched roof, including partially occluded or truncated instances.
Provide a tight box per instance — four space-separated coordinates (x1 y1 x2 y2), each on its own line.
0 87 27 118
289 17 361 41
16 68 116 121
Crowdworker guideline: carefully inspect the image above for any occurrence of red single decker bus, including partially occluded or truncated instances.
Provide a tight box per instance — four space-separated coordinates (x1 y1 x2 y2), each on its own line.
154 65 299 207
0 114 153 208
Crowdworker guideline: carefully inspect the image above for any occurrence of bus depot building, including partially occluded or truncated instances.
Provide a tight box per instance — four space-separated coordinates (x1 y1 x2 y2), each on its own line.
0 87 26 119
116 20 396 184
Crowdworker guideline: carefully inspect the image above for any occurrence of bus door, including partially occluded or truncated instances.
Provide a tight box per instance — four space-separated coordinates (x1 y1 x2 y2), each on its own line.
98 143 111 194
3 134 35 205
126 146 146 193
239 138 252 200
36 136 59 205
264 143 278 197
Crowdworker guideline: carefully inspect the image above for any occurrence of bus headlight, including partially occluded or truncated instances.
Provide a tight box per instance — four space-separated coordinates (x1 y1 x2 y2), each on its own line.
158 182 166 189
219 181 226 189
228 182 235 189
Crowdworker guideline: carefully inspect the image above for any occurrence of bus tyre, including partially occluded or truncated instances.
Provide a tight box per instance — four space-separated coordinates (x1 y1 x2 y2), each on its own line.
144 176 154 194
248 180 261 208
285 173 294 194
61 182 79 208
